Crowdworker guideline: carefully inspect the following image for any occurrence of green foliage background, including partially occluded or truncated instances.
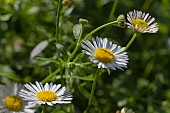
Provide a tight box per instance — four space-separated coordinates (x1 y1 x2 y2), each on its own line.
0 0 170 113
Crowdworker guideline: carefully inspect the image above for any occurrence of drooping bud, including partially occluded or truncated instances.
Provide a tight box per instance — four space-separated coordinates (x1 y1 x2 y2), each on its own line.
117 14 126 28
79 18 89 25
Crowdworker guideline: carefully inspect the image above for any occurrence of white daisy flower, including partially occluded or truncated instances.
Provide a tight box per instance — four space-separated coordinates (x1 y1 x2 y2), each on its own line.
0 83 35 113
19 81 73 106
81 36 129 74
126 10 158 33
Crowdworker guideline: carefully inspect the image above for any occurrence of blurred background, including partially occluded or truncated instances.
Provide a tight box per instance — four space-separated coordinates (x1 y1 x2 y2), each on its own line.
0 0 170 113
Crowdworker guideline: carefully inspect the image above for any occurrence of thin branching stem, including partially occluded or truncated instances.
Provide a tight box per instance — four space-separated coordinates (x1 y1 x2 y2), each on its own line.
84 69 101 113
55 0 62 43
108 0 119 21
60 65 64 85
67 21 118 62
41 68 60 84
125 33 137 51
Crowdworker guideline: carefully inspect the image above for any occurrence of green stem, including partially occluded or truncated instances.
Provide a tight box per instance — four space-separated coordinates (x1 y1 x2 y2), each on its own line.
141 0 153 11
67 25 84 63
108 0 119 21
67 43 81 62
125 33 137 51
67 21 118 62
41 109 45 113
84 69 101 113
41 105 46 113
41 68 60 84
82 21 117 42
60 65 64 85
41 110 45 113
55 0 62 43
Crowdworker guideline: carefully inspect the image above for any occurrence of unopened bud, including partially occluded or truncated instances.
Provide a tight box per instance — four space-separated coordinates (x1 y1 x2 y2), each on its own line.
117 14 126 28
79 18 89 24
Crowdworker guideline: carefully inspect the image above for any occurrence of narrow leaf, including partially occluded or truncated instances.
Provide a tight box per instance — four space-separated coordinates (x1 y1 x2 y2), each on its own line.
0 14 12 21
58 58 67 65
0 72 21 81
30 40 48 59
73 24 83 39
56 43 68 60
36 57 60 65
73 53 84 62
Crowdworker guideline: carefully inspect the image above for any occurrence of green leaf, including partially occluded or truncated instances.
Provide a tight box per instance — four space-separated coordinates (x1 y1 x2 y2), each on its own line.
71 75 94 81
73 24 83 39
5 0 15 4
36 25 49 38
0 65 21 81
0 14 12 21
56 43 68 60
30 40 49 59
36 57 60 65
64 5 75 16
73 53 84 62
0 72 21 81
58 58 67 66
55 74 93 81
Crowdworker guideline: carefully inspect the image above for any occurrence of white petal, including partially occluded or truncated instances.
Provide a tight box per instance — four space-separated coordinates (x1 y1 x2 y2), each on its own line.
44 83 50 90
35 81 43 91
57 87 66 96
52 84 61 92
25 84 37 93
92 37 98 48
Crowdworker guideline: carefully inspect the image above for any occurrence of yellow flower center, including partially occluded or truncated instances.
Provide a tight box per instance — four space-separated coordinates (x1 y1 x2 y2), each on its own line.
132 18 149 30
94 48 114 63
36 90 57 102
5 96 23 111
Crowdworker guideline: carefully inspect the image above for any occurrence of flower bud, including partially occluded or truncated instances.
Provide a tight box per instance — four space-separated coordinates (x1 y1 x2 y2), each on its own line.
79 18 89 24
117 14 126 28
